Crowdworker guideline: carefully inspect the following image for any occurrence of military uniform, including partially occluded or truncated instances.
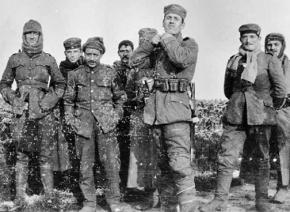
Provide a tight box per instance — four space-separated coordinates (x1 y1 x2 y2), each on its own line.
113 60 134 190
0 20 66 200
264 33 290 203
63 37 127 211
200 24 287 212
131 8 199 210
52 38 84 203
114 60 157 193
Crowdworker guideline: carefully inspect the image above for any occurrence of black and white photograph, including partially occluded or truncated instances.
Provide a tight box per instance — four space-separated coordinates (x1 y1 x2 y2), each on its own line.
1 0 290 211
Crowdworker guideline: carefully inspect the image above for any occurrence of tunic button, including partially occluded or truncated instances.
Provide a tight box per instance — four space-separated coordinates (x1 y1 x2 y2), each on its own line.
91 80 94 82
91 90 93 93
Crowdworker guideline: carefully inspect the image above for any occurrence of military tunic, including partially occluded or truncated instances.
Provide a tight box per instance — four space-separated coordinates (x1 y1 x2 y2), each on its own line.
63 63 126 204
215 52 286 202
0 50 65 199
0 51 65 154
131 33 199 205
113 61 157 190
271 55 290 187
52 57 84 173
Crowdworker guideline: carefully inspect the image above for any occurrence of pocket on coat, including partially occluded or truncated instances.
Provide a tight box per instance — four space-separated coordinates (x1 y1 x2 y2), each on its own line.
96 78 111 87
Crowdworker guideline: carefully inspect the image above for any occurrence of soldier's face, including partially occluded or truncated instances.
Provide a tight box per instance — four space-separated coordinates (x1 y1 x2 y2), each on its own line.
163 13 184 35
266 40 283 57
25 31 39 46
118 45 133 65
240 33 261 51
84 48 102 68
65 48 82 63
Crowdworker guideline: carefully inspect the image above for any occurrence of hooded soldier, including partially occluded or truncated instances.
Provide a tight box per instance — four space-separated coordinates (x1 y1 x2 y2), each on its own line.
265 33 290 204
0 19 65 205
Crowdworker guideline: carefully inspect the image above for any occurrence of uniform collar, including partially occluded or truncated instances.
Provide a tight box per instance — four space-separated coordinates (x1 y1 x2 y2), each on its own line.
85 63 103 73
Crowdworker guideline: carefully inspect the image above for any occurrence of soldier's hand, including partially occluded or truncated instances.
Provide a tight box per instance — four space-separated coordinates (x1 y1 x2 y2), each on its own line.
161 33 174 40
12 97 28 115
151 34 161 45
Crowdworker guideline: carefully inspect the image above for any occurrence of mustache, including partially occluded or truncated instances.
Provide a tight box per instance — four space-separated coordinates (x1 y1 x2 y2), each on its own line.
87 60 96 64
121 55 129 60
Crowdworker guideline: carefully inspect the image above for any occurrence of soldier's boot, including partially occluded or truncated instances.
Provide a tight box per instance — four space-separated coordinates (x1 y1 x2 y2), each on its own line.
178 187 201 212
255 161 274 212
7 164 16 201
40 163 54 195
15 161 28 199
12 161 29 211
106 183 136 212
272 187 288 204
107 200 136 212
158 183 178 212
199 172 232 212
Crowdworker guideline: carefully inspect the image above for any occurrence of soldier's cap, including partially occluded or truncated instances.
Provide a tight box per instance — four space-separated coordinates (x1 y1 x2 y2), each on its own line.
118 40 134 51
239 23 261 36
23 19 42 34
164 4 187 20
265 33 286 57
63 37 82 50
82 37 105 54
265 33 285 44
138 28 158 43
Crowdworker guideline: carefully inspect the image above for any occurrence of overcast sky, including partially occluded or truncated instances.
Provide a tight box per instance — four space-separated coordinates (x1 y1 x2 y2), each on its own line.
1 0 290 99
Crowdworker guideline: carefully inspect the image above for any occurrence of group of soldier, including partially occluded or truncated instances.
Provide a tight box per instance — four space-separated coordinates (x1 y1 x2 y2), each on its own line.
1 2 290 212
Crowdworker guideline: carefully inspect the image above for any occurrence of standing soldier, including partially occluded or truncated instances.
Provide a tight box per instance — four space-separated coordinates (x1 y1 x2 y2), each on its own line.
200 24 287 212
113 40 134 192
114 39 158 210
265 33 290 203
131 4 199 212
0 19 66 205
53 37 84 201
63 37 134 212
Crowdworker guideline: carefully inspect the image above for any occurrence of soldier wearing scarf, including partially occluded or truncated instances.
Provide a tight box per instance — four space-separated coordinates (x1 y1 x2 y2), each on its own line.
0 19 65 205
200 24 287 212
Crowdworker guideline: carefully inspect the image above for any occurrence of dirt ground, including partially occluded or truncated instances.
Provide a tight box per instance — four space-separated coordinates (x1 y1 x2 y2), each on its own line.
141 178 290 212
1 178 290 212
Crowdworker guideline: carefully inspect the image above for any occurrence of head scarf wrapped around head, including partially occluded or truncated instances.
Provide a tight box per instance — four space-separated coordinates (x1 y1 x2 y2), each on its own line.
22 19 43 56
265 33 286 58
